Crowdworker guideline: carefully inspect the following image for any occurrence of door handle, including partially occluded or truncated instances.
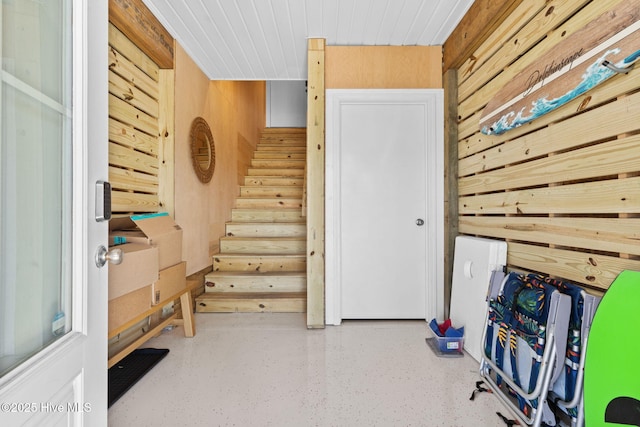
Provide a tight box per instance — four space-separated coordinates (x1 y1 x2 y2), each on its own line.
95 245 123 268
95 180 112 222
416 218 425 226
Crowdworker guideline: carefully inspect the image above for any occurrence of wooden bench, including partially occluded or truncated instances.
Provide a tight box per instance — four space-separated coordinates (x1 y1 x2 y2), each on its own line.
107 279 199 369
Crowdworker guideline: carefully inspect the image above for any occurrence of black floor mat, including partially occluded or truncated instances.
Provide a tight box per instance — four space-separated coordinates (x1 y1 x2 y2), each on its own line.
108 348 169 408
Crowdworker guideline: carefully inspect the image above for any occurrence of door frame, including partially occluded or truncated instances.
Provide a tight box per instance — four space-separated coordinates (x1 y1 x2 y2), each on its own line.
325 89 444 325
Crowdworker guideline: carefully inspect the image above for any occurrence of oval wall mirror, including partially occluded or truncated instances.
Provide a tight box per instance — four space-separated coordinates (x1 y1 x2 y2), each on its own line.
189 117 216 183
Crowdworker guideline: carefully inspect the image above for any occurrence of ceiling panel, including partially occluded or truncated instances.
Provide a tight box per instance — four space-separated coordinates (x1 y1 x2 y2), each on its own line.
142 0 474 80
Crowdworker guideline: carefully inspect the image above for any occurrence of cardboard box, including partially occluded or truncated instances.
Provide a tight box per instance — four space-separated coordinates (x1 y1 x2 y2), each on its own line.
108 285 152 332
152 261 187 305
108 243 159 301
110 212 183 270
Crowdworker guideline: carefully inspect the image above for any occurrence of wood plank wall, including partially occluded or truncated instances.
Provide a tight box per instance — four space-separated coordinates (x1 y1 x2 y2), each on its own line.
453 0 640 293
108 23 162 214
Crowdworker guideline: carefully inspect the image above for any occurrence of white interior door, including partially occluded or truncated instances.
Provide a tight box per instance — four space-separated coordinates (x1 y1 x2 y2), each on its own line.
266 80 307 128
326 89 444 324
0 1 108 425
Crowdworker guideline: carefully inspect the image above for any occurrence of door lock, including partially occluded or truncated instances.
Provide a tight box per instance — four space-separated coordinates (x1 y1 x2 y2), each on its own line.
95 180 112 222
416 218 425 226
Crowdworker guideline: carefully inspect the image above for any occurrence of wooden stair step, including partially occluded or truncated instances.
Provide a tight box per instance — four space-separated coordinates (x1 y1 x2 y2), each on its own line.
240 186 303 198
253 152 306 160
262 126 307 135
204 271 306 293
195 292 306 313
259 134 306 139
231 208 304 222
226 222 306 237
235 198 302 209
213 254 306 272
259 133 306 139
258 140 306 147
247 168 304 177
251 159 306 169
220 236 306 254
256 145 306 152
244 176 304 186
259 136 306 139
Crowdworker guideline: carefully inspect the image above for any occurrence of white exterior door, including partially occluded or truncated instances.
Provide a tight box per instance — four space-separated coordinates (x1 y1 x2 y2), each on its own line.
326 89 444 324
0 1 108 425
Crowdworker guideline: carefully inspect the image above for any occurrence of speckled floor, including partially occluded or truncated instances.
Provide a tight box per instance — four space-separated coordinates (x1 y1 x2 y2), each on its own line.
108 313 510 426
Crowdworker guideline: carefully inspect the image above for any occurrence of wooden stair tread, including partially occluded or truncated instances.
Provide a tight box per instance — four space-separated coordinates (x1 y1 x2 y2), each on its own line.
220 236 306 241
235 198 303 209
197 292 305 299
247 169 304 177
196 292 306 313
256 146 306 152
231 208 304 213
225 222 306 237
231 209 305 222
220 234 305 254
251 160 306 168
257 141 306 146
214 253 305 258
244 177 305 186
204 271 306 293
206 271 305 278
225 221 306 226
235 197 302 202
239 186 303 198
240 185 303 189
253 153 306 159
261 127 305 130
232 207 303 211
212 253 306 272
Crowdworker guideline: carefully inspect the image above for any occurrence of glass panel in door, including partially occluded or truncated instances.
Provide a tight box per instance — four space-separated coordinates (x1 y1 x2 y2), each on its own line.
1 0 73 377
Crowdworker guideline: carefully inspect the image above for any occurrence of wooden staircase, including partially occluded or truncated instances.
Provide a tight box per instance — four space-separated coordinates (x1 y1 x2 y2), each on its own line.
196 128 307 313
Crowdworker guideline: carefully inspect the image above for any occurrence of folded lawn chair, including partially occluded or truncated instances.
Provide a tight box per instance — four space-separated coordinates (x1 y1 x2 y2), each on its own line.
480 272 571 426
528 274 600 427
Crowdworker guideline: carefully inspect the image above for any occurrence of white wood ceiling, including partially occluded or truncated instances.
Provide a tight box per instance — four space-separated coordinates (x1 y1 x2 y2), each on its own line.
142 0 474 80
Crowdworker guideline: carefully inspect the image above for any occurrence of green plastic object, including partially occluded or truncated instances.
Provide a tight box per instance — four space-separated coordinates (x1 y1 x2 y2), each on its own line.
584 270 640 426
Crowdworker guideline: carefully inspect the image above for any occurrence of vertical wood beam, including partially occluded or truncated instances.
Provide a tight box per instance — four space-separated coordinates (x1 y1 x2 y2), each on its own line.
306 39 326 329
443 69 459 319
158 69 175 216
